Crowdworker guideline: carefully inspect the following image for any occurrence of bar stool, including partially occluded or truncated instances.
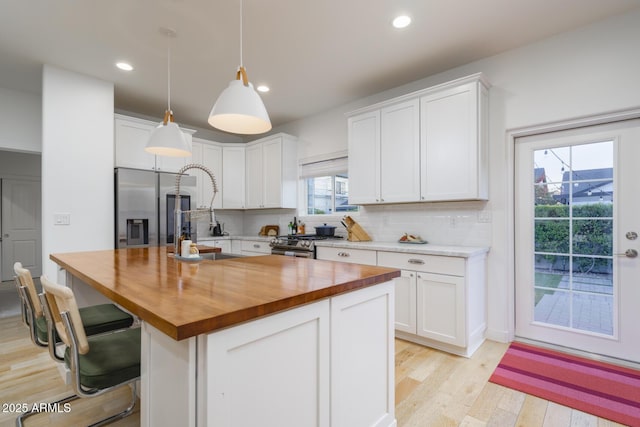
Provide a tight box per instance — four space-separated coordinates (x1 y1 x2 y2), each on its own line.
13 262 134 361
13 263 135 426
41 275 141 427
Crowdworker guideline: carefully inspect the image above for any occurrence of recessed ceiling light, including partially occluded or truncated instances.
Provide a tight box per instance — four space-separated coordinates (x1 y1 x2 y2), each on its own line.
256 85 270 93
116 62 134 71
392 15 411 29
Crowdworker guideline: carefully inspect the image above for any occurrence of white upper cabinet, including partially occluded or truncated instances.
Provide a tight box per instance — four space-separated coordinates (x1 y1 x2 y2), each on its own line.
190 139 223 210
114 114 194 173
346 73 490 204
114 116 156 170
420 80 489 201
347 111 380 205
222 145 245 209
380 99 421 203
245 133 298 209
348 99 420 204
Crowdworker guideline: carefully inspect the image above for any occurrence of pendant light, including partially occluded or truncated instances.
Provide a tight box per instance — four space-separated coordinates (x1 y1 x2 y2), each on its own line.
145 28 191 157
208 0 271 135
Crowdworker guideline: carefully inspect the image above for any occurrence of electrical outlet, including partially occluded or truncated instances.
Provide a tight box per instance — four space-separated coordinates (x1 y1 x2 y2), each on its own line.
54 213 71 225
478 211 492 223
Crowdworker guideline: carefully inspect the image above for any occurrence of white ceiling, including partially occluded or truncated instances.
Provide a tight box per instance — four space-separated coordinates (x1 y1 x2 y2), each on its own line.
1 0 639 138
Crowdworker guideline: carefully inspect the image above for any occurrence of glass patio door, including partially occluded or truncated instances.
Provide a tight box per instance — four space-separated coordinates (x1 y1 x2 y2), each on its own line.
515 119 640 363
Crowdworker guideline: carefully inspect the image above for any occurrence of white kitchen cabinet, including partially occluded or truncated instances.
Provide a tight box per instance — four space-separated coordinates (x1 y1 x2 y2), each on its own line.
245 133 298 209
394 270 417 334
377 250 486 357
347 110 379 205
222 145 245 209
190 140 223 209
199 239 231 253
240 239 271 256
114 114 194 172
114 116 156 170
346 73 489 204
348 99 420 204
315 246 377 266
318 243 487 357
420 78 489 201
205 280 395 427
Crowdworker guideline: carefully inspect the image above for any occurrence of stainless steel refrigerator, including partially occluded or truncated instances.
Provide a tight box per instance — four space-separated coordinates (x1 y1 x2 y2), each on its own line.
115 168 197 249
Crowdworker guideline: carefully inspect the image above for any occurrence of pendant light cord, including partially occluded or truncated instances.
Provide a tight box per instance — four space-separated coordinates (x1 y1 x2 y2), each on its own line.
167 38 171 112
239 0 243 68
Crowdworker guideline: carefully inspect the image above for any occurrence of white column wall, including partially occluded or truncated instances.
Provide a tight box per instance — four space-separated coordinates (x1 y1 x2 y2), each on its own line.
41 65 114 279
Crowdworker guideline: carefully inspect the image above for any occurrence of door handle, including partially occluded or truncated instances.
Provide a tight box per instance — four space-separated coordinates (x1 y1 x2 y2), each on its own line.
616 249 638 258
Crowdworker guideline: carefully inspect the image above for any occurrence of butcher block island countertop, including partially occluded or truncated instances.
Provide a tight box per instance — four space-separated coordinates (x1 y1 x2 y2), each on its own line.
50 247 400 340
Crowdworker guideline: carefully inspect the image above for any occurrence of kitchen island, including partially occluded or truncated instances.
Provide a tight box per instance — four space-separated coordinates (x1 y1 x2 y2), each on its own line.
50 247 400 427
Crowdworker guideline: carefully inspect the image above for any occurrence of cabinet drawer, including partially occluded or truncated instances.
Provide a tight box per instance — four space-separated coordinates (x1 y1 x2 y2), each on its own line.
316 247 377 266
240 240 271 254
377 251 464 276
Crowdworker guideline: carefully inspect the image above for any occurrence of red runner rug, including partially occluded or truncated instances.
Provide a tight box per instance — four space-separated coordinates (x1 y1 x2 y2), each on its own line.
489 342 640 426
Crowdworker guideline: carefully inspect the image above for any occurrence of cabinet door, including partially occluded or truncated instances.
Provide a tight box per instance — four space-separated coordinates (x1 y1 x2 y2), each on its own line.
331 281 395 427
416 272 465 347
222 146 245 209
114 118 156 170
207 299 330 427
395 270 417 334
245 144 263 208
262 138 283 208
201 144 223 209
347 110 380 204
420 83 482 201
380 99 420 203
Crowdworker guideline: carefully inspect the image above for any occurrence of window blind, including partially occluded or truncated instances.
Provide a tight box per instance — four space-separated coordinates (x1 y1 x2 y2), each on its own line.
299 157 348 179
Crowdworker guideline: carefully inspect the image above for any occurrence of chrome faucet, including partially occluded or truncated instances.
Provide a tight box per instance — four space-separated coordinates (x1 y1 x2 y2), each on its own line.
174 163 218 254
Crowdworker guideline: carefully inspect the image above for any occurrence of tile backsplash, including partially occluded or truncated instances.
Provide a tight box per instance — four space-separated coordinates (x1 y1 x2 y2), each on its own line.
201 201 492 248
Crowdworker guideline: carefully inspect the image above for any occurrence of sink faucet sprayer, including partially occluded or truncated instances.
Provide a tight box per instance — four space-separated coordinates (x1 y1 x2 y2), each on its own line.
173 163 219 254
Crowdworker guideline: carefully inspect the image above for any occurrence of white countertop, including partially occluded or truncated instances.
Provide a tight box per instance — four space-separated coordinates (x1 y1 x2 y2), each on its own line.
314 240 489 258
199 235 489 258
198 235 273 242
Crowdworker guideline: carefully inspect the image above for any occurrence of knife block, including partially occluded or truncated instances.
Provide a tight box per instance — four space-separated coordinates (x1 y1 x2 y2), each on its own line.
343 216 371 242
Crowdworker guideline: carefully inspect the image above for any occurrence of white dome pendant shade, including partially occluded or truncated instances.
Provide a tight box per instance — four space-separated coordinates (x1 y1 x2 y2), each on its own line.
145 27 191 157
208 66 271 135
146 110 192 157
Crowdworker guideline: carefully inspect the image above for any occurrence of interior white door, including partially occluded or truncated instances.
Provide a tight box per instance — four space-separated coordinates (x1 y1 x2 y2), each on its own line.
515 119 640 362
1 178 42 281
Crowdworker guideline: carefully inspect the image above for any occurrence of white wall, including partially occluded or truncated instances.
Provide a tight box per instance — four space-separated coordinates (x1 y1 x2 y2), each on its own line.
41 66 114 279
272 9 640 342
0 87 41 153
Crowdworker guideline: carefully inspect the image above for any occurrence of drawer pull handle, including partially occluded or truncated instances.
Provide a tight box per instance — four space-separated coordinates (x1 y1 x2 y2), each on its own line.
338 252 350 257
253 244 260 248
408 259 424 265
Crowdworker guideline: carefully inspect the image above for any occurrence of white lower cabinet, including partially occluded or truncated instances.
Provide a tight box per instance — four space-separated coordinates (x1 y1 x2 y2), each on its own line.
377 250 486 357
199 239 231 253
315 246 377 266
239 239 271 256
394 270 417 334
318 246 487 357
204 281 395 427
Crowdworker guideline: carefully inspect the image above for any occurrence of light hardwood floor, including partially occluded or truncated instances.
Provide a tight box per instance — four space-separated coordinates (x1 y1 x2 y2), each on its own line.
0 314 626 427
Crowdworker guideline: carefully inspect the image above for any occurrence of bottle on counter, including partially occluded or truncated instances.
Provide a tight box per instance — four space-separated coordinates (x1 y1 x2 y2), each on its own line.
292 217 298 235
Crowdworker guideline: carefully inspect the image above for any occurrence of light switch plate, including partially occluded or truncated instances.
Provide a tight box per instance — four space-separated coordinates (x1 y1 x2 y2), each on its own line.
54 213 71 225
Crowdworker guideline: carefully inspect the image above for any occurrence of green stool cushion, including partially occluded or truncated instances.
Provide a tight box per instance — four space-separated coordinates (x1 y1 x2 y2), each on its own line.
35 315 49 343
65 327 141 390
79 304 134 336
36 304 134 344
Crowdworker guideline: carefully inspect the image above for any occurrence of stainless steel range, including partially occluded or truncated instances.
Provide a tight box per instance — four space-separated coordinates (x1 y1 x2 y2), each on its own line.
270 234 343 258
